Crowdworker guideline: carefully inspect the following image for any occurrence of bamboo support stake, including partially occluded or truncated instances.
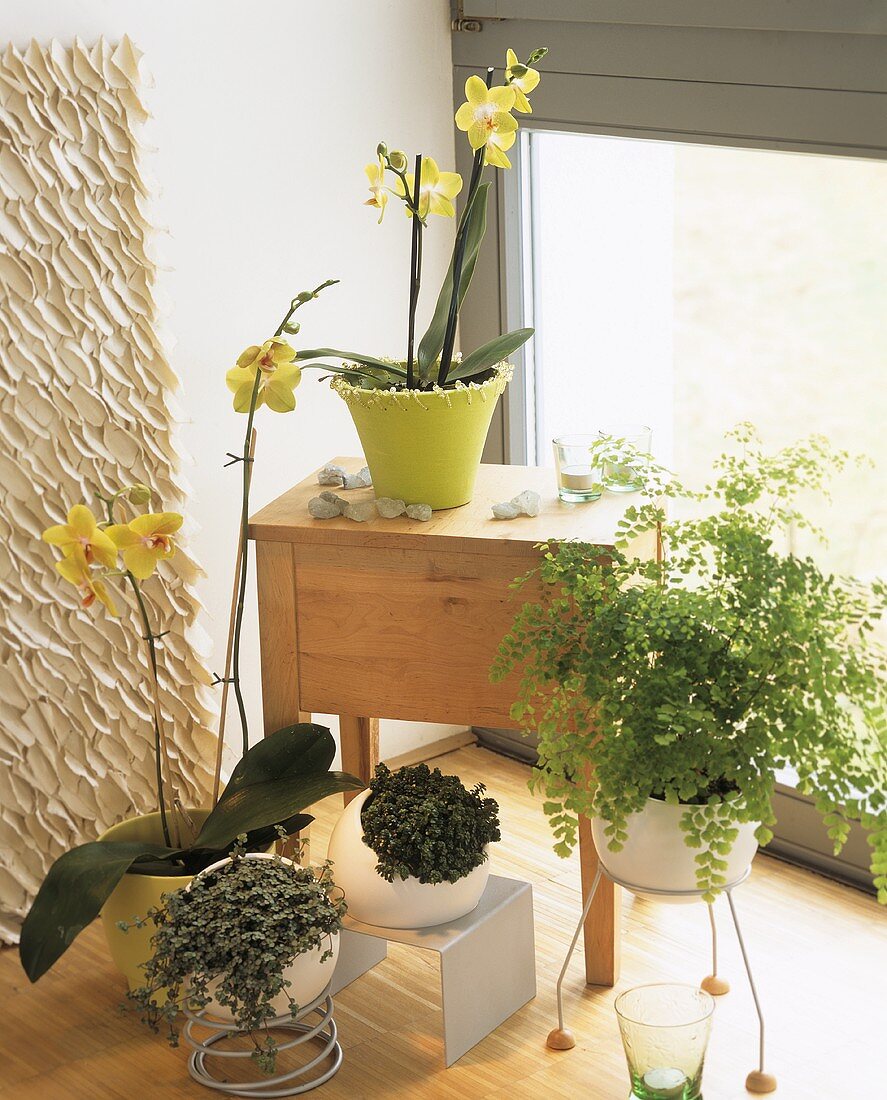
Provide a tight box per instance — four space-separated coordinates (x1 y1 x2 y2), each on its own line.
212 428 257 805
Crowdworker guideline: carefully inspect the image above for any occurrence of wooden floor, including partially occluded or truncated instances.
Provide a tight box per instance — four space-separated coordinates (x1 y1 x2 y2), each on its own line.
2 746 885 1099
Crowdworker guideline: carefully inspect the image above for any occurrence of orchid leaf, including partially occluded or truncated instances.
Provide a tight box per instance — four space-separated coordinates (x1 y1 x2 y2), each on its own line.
195 724 364 851
19 840 178 982
446 328 534 383
417 182 490 383
297 349 407 377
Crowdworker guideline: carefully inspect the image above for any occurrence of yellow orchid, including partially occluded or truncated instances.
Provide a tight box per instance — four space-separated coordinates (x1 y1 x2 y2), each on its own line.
56 549 118 617
455 76 518 169
225 338 302 414
395 157 463 219
106 512 183 580
364 156 388 223
42 504 118 569
505 48 541 113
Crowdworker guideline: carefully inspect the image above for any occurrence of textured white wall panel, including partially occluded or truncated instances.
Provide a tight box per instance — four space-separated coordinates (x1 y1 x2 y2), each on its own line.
0 37 216 943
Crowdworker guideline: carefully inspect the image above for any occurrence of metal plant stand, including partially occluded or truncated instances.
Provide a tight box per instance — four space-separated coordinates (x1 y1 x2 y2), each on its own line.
184 984 343 1097
547 866 778 1095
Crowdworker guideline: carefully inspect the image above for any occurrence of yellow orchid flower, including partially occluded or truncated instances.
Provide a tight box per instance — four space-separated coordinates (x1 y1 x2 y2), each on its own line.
395 157 463 219
505 48 541 114
42 504 118 569
364 156 389 223
56 549 118 616
106 512 183 580
454 75 517 168
225 338 302 414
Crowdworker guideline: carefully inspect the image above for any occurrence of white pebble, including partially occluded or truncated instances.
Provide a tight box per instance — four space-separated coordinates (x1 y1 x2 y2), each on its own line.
513 489 541 517
308 496 341 519
357 465 373 486
317 463 346 486
491 500 521 520
405 503 432 522
319 490 344 507
344 500 377 522
376 497 406 518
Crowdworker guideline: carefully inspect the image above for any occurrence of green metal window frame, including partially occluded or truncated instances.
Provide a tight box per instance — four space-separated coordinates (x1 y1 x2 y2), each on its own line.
454 3 887 893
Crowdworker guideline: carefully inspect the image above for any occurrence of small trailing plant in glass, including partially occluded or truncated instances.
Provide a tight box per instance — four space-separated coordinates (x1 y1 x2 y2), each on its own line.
361 763 501 884
294 47 548 392
125 835 345 1075
21 286 363 984
493 425 887 901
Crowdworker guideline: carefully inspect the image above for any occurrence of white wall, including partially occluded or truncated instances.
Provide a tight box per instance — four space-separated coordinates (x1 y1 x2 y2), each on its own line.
8 1 466 761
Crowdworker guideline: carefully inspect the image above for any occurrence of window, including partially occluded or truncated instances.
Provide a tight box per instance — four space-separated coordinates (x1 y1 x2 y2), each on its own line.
455 7 887 889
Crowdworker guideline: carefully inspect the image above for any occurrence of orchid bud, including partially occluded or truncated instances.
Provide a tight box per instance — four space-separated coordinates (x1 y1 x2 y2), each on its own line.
376 142 388 158
127 483 152 506
388 150 408 172
528 47 548 64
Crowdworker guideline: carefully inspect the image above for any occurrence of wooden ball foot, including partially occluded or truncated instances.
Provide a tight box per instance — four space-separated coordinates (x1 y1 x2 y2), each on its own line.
546 1027 576 1050
745 1070 777 1093
701 974 730 996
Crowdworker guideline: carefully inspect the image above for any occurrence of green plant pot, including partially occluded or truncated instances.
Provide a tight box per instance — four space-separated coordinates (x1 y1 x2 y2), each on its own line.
331 362 513 509
98 809 209 990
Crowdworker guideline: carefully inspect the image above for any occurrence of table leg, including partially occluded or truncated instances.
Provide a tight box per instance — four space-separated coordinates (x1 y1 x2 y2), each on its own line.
578 813 621 986
256 541 311 733
256 540 312 860
339 715 379 804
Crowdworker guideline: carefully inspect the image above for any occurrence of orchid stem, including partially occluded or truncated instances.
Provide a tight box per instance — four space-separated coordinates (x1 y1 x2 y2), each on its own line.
406 153 423 388
228 280 338 761
438 67 493 386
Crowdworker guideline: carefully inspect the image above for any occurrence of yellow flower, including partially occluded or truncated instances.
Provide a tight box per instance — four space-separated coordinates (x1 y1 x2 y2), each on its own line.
107 512 183 580
42 505 118 569
505 48 541 114
364 156 389 223
395 157 463 219
56 548 118 616
225 338 302 413
454 76 517 169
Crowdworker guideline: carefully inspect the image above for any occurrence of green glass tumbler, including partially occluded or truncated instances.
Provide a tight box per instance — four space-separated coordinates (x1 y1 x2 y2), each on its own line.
615 984 715 1100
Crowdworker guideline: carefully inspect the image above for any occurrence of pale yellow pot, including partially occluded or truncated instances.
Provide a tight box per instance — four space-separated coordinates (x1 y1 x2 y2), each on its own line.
331 362 513 510
98 809 209 990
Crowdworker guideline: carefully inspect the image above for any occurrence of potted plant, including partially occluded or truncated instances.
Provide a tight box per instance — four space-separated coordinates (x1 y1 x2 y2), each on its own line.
493 425 887 902
20 285 364 989
292 48 548 509
327 763 501 927
125 844 345 1076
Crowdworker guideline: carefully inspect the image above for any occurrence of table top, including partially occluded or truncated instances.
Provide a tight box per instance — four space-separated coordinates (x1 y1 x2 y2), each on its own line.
249 456 635 557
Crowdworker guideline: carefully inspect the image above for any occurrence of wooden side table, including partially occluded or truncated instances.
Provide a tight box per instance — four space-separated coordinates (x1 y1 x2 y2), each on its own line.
249 458 654 986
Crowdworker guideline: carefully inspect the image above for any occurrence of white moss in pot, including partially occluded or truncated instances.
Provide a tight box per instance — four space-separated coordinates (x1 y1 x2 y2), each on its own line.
327 763 501 928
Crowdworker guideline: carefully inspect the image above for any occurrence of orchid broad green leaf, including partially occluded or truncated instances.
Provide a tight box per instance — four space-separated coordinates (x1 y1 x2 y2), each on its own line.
446 327 534 384
19 840 179 982
194 724 364 851
297 349 407 377
417 182 490 384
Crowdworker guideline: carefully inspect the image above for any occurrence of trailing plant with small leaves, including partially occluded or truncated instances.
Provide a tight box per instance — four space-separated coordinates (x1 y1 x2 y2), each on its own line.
126 843 345 1075
492 425 887 901
361 763 501 884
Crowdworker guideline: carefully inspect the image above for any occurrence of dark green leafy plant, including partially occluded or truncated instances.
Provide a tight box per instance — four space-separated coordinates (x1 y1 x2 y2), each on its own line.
361 763 501 884
126 844 345 1075
493 425 887 901
19 724 362 981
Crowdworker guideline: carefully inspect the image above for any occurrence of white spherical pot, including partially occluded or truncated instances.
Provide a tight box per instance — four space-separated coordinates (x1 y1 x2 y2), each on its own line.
326 789 490 928
194 852 339 1019
591 797 759 903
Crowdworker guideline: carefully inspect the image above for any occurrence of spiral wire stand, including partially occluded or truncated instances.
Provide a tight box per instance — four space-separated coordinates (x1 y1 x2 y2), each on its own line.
546 865 778 1095
183 983 343 1097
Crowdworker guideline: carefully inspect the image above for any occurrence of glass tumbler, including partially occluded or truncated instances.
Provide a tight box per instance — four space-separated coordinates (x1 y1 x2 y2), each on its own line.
598 424 652 493
615 984 715 1100
553 435 604 503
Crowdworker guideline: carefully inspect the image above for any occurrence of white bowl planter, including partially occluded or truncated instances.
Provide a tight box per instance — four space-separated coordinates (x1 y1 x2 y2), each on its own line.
591 797 759 904
194 852 339 1019
327 789 490 928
